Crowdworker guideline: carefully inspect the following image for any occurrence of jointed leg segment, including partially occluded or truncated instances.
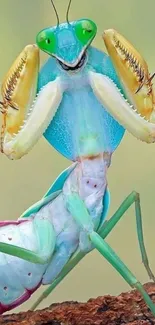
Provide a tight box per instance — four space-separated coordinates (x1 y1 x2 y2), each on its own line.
30 191 155 312
0 217 56 264
100 191 155 281
65 193 155 316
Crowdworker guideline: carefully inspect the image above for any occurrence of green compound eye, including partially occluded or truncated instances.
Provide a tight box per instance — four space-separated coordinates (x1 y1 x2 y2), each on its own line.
36 29 56 55
75 19 97 46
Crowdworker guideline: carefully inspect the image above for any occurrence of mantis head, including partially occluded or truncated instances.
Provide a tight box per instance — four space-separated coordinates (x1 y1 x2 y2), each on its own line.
36 0 97 70
36 19 97 70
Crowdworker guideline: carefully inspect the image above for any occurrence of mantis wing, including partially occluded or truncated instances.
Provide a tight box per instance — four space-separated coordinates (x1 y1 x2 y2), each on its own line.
20 163 77 219
44 163 77 197
20 191 61 219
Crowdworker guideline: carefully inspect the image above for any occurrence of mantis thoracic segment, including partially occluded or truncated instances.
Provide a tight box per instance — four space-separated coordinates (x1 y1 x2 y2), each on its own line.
0 0 155 317
31 190 155 311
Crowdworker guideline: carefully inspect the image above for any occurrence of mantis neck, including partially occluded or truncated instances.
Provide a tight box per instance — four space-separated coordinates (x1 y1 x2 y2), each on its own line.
63 153 111 213
78 154 109 201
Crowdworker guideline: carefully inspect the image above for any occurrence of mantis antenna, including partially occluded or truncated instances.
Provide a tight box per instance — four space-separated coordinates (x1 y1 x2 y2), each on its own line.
50 0 60 26
66 0 72 23
50 0 72 25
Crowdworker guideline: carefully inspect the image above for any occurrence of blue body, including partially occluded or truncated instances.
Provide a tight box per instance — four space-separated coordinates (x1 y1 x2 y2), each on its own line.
38 46 125 161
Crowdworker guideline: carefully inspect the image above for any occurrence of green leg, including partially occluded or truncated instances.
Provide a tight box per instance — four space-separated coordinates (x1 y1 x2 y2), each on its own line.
31 191 154 310
90 231 155 314
30 249 85 310
66 193 155 317
99 191 155 281
0 217 56 264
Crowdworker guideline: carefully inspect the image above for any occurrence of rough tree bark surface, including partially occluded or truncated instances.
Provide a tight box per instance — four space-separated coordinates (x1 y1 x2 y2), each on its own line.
1 282 155 325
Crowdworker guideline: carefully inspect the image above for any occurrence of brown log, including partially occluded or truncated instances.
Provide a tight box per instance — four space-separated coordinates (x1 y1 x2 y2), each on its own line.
1 282 155 325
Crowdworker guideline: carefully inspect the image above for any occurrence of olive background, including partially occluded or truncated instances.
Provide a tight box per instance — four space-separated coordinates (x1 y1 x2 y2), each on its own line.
0 0 155 314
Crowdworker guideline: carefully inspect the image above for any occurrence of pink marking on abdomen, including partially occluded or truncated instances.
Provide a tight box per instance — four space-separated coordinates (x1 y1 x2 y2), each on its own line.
0 281 41 314
0 219 29 227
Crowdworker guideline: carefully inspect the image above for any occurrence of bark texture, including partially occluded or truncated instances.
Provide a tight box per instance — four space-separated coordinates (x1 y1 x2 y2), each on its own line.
1 282 155 325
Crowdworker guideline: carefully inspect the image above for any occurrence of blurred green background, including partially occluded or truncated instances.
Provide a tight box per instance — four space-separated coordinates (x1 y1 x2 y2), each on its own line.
0 0 155 314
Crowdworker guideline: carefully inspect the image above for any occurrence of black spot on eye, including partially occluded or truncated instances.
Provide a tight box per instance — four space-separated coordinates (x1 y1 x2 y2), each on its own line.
28 272 32 276
94 184 97 188
46 38 50 44
83 28 92 35
87 180 89 184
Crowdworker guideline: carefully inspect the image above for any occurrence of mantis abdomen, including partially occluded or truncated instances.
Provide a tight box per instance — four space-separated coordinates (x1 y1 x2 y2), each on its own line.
0 156 107 313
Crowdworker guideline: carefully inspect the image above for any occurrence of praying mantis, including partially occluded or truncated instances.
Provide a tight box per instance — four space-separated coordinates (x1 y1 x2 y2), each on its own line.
0 0 155 316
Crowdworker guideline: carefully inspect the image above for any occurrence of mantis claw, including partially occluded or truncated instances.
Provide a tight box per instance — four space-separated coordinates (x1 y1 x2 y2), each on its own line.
103 29 155 143
0 44 39 158
0 43 63 160
135 72 155 95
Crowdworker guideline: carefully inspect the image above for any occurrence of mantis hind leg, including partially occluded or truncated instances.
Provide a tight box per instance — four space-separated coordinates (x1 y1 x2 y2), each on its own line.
31 233 79 310
100 191 155 281
31 191 155 311
0 217 56 264
30 249 85 311
66 193 155 317
90 231 155 315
